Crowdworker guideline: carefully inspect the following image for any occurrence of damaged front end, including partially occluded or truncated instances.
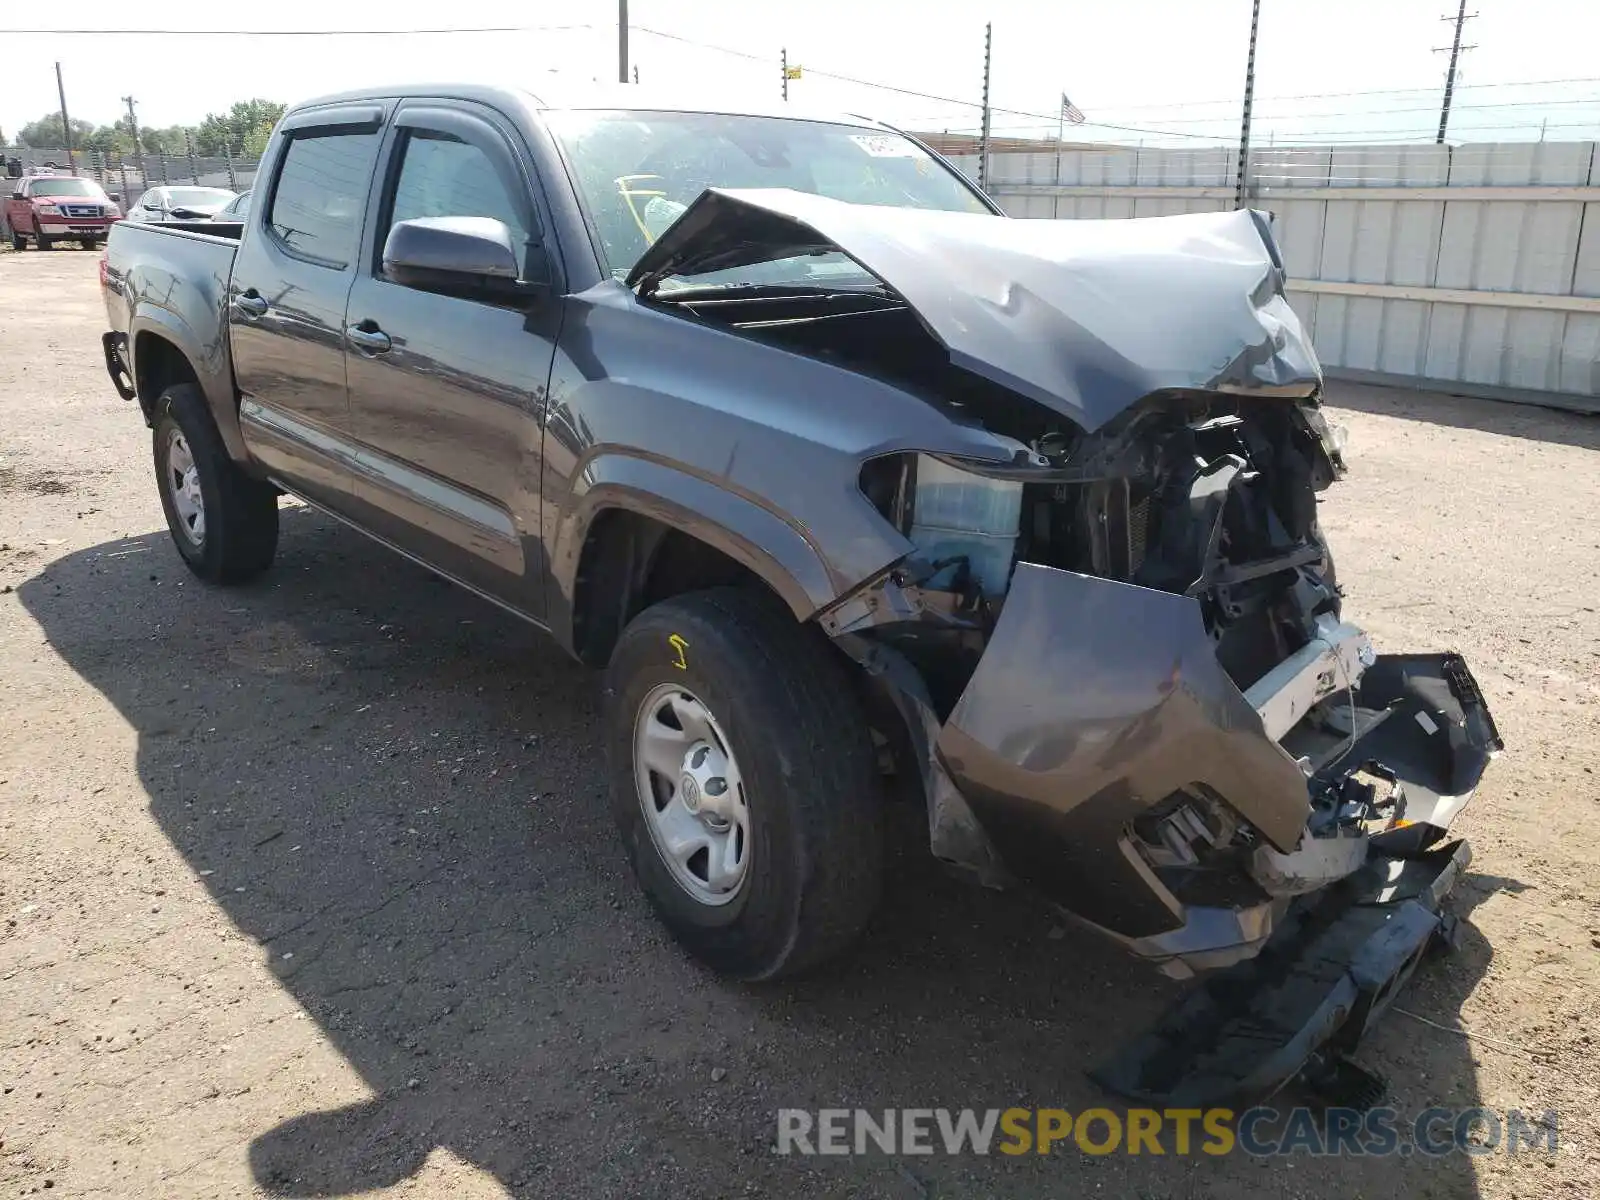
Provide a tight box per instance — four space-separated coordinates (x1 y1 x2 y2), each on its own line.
631 191 1502 1104
833 402 1501 1105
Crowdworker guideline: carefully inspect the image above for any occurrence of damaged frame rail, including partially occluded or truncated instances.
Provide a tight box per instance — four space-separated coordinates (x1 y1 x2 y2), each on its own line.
830 560 1502 1107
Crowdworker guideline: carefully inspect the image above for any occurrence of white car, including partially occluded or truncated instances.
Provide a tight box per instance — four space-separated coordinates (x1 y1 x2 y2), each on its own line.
126 186 238 224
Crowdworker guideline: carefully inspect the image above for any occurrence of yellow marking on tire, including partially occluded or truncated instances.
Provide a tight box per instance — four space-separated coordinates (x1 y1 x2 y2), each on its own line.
668 633 689 670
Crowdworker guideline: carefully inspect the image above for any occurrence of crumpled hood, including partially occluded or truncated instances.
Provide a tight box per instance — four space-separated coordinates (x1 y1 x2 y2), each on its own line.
627 188 1321 432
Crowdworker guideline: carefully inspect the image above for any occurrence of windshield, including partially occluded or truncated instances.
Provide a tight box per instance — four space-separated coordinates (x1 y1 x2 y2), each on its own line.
29 179 106 199
166 188 233 207
545 110 991 284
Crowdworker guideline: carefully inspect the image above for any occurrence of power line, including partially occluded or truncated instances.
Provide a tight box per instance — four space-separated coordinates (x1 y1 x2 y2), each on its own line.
0 23 594 36
631 26 1235 141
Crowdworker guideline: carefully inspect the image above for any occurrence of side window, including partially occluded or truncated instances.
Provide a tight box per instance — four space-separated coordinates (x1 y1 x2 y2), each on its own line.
268 130 381 268
386 130 528 250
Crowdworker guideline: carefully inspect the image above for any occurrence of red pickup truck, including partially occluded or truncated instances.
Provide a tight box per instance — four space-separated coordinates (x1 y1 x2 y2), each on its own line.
4 174 123 250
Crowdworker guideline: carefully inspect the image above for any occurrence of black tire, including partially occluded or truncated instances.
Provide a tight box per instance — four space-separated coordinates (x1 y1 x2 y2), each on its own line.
604 588 884 981
152 383 279 583
35 232 52 250
10 228 25 251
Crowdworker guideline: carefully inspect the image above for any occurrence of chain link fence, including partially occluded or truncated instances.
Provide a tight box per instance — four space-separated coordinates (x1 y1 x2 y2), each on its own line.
3 145 260 208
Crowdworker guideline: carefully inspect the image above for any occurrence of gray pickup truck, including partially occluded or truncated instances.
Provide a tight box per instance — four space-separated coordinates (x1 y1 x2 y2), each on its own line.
101 82 1501 1106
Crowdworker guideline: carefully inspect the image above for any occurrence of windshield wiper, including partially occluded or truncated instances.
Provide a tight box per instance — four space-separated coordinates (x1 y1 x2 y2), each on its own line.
650 281 895 305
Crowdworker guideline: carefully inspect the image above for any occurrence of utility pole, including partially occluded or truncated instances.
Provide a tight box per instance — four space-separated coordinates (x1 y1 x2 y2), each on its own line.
977 22 993 193
618 0 630 84
55 62 77 174
123 96 146 196
1233 0 1261 210
1435 0 1476 144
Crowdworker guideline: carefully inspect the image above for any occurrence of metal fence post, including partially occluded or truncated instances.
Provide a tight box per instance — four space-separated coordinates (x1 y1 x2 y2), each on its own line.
159 153 170 184
224 146 237 191
118 161 129 206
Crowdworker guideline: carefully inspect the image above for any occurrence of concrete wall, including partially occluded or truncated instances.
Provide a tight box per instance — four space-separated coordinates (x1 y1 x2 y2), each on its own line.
948 143 1600 412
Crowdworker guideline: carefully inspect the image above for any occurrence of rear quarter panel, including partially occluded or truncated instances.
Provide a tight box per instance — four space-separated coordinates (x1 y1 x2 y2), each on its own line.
108 222 249 460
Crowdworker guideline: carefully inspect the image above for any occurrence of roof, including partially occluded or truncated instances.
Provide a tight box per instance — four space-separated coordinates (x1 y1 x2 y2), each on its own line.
292 80 892 132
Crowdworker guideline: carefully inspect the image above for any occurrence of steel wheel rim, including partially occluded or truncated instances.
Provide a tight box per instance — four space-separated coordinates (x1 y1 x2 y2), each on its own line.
633 682 751 906
165 428 205 547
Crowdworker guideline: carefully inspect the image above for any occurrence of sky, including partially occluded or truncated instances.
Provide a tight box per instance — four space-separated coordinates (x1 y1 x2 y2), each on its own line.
2 0 1598 149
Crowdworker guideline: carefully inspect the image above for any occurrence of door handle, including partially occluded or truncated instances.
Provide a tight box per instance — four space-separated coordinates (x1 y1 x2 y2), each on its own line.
345 322 392 355
233 291 268 319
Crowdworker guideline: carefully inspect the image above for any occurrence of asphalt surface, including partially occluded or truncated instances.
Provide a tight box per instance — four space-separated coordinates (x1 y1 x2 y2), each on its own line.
2 246 1598 1198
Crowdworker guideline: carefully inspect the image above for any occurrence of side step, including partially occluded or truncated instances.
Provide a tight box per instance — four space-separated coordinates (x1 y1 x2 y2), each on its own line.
1091 839 1471 1109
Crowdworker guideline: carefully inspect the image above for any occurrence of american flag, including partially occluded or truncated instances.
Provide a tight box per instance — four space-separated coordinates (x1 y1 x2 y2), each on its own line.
1060 93 1086 125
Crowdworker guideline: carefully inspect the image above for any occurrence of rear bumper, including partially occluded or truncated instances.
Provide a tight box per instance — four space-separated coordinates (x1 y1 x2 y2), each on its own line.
102 332 137 402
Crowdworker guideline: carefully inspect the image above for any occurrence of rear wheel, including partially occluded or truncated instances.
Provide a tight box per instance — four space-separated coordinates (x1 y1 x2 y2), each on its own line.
604 588 884 980
9 228 25 251
153 383 279 583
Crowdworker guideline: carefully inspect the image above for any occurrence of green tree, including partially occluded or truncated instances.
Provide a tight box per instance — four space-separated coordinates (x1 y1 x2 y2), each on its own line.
195 99 286 155
141 124 198 156
18 113 97 148
82 125 134 156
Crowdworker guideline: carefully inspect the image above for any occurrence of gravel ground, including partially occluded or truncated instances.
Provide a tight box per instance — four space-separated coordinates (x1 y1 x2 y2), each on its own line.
1 247 1598 1198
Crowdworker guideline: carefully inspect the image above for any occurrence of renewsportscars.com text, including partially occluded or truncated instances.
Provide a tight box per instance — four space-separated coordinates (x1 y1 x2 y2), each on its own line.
775 1106 1559 1158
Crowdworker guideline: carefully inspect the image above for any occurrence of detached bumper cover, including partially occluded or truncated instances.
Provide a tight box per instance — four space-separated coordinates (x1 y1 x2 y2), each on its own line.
932 562 1500 951
1091 837 1472 1107
934 562 1313 938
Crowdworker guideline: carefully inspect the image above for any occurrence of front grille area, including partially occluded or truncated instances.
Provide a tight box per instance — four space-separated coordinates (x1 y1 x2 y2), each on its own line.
61 205 103 217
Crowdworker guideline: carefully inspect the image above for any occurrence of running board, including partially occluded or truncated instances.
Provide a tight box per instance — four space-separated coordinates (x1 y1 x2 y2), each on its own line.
1091 839 1471 1109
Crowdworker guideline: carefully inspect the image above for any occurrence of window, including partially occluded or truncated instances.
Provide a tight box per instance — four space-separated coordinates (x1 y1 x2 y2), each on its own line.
268 130 380 267
164 187 234 208
386 130 528 249
29 178 106 199
544 110 991 277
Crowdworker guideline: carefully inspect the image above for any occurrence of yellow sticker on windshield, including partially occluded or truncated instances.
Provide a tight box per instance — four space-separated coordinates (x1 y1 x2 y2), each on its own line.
668 634 690 670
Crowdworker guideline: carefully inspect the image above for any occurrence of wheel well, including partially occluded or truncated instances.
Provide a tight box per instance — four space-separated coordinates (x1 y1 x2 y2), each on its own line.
132 332 200 423
572 510 776 667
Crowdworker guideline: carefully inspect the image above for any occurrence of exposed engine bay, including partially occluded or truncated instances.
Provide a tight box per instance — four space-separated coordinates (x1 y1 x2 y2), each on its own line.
629 191 1503 1104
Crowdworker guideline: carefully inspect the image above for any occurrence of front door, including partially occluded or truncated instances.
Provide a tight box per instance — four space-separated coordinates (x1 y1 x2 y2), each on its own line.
229 105 385 510
341 100 558 619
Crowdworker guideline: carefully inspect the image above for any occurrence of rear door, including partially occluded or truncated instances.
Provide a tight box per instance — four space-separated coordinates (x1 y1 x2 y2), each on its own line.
228 103 385 510
340 99 559 618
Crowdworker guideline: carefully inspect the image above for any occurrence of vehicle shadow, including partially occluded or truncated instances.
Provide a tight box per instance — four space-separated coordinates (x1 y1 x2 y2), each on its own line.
19 509 1496 1198
1323 377 1600 451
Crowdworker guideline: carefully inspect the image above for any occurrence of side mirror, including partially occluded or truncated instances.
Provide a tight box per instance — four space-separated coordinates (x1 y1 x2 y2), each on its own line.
108 193 122 203
382 216 535 299
10 191 23 201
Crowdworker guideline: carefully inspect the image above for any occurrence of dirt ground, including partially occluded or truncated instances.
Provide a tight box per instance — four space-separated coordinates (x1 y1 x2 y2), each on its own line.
1 247 1597 1199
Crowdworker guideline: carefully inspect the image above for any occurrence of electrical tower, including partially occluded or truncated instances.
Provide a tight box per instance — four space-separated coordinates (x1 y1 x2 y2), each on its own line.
1435 0 1477 144
123 96 146 186
977 23 992 193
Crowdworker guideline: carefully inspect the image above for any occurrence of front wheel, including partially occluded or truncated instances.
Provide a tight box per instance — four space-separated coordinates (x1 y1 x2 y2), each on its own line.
34 232 52 250
604 588 884 980
153 383 279 583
